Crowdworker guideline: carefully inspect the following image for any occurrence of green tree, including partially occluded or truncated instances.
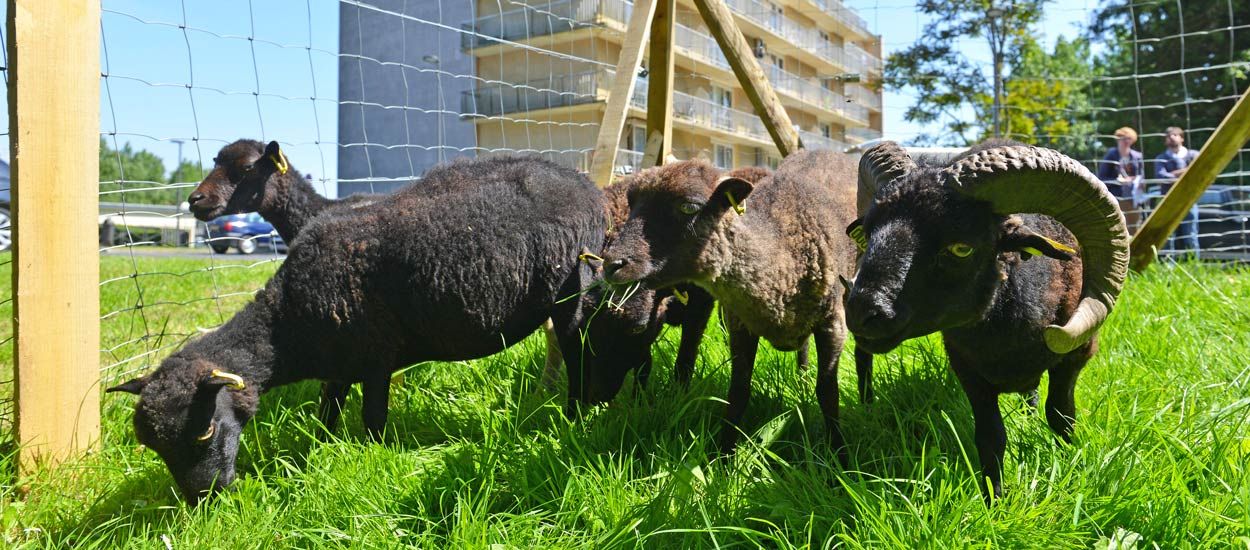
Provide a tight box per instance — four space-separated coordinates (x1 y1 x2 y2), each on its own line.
1087 0 1250 170
993 35 1101 160
98 139 180 205
169 160 205 184
885 0 1047 146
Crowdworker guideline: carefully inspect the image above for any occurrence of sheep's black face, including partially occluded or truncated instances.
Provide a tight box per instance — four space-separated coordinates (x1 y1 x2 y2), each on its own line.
845 178 1077 353
106 360 257 505
577 284 666 403
188 139 281 221
602 177 752 289
845 180 1008 353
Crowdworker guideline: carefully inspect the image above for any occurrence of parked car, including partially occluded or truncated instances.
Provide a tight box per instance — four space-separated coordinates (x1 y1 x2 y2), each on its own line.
203 212 286 254
0 159 10 252
1141 183 1250 257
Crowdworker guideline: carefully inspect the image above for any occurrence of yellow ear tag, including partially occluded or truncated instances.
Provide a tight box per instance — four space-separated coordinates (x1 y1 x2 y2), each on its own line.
579 251 605 264
846 221 867 252
1040 236 1076 255
211 369 247 390
725 191 745 215
672 288 689 306
269 150 289 175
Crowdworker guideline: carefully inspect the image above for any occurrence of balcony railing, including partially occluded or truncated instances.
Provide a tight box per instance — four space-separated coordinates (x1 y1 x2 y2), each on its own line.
461 69 604 118
461 0 631 49
846 127 882 143
846 83 882 111
800 0 872 38
674 23 730 70
798 130 850 153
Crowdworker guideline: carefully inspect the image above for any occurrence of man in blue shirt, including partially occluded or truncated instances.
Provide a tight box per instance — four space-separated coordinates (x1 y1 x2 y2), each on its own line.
1154 126 1200 255
1097 126 1144 202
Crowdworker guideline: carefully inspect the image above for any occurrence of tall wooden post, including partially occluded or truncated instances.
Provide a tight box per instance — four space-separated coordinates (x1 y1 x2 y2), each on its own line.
1129 89 1250 271
589 0 657 186
9 0 102 473
641 0 675 167
692 0 802 156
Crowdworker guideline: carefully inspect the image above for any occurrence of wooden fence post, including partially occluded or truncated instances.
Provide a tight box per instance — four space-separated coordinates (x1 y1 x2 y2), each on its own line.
692 0 802 156
589 0 657 186
641 0 675 167
1129 89 1250 271
9 0 102 473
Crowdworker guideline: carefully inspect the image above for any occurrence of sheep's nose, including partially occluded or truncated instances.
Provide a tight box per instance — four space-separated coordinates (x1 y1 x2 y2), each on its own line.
845 292 906 338
188 191 207 205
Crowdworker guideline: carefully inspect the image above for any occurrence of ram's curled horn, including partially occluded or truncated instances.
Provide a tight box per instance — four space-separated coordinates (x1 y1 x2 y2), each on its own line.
939 145 1130 354
857 141 917 217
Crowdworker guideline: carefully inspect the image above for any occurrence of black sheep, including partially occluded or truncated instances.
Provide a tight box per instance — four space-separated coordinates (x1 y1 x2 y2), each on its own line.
109 156 615 503
844 140 1129 502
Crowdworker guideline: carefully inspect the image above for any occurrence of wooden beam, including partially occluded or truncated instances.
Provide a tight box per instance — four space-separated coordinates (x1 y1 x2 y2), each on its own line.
641 0 675 167
692 0 802 156
1129 88 1250 271
10 0 102 473
589 0 657 186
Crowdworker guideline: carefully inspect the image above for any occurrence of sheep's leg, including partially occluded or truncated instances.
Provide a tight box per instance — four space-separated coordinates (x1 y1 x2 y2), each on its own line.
718 317 759 453
673 290 714 386
814 324 848 462
1024 386 1040 412
854 345 874 404
795 340 810 373
1045 356 1086 444
317 381 352 433
540 318 564 392
361 372 391 441
954 367 1006 503
633 356 654 395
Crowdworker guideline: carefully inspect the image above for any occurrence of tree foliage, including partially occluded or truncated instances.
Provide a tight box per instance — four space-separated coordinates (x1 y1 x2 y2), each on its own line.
1087 0 1250 165
995 36 1101 160
884 0 1047 146
98 139 188 205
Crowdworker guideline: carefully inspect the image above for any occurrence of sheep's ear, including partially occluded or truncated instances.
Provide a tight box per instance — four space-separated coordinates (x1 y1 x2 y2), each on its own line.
1000 225 1077 261
707 177 753 216
264 141 289 175
106 377 148 395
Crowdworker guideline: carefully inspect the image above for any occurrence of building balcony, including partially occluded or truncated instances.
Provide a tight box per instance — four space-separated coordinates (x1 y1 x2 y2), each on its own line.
798 0 872 39
846 127 882 143
461 0 883 77
846 83 882 112
797 130 850 153
460 0 630 49
462 68 779 146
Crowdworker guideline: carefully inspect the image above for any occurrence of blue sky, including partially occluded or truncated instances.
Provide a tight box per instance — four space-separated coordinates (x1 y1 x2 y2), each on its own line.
0 0 1095 198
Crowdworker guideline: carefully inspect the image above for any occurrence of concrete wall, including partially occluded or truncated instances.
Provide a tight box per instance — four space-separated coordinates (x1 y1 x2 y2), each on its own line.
338 1 477 196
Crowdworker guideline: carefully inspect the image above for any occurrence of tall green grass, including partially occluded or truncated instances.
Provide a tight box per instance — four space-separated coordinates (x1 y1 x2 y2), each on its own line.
1 254 1247 548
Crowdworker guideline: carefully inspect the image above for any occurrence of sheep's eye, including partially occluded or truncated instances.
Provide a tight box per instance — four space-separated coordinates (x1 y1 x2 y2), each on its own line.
947 243 974 258
242 163 256 173
678 202 701 215
630 324 647 335
196 421 216 442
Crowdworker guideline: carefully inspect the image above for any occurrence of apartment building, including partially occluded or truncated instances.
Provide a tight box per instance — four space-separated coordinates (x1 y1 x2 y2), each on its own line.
461 0 883 175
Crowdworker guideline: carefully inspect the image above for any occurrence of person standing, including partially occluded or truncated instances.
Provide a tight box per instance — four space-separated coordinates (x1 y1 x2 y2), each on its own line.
1154 126 1201 255
1097 127 1144 202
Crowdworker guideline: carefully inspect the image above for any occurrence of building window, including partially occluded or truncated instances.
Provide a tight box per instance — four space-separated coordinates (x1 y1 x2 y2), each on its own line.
768 54 785 71
711 86 732 108
714 144 734 169
768 156 780 170
767 2 783 30
820 123 832 139
631 125 647 152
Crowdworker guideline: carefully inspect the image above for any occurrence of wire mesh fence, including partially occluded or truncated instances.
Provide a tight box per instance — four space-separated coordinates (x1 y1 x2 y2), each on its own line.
0 0 1247 453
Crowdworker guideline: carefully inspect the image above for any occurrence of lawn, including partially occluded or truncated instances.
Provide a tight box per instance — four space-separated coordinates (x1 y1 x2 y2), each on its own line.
1 253 1248 548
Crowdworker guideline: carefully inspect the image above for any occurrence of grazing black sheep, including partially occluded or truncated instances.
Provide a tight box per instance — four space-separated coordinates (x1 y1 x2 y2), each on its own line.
108 156 614 503
844 140 1129 502
600 151 869 453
